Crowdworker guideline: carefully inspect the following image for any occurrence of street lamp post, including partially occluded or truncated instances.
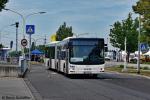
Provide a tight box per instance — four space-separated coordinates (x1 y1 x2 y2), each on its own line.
4 8 26 57
4 9 26 38
137 15 141 74
122 37 127 72
25 12 46 19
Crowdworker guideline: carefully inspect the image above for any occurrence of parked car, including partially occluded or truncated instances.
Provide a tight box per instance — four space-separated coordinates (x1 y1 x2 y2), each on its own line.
129 57 138 63
105 56 111 61
129 56 144 63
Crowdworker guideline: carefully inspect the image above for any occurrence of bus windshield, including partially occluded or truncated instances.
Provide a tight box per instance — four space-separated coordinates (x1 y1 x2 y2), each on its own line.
69 40 104 65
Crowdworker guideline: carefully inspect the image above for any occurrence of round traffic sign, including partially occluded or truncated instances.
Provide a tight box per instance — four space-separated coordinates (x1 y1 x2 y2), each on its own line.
21 39 28 47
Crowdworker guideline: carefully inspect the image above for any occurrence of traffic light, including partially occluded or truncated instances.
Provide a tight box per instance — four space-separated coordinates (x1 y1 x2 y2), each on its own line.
15 22 19 28
104 44 108 52
10 41 13 49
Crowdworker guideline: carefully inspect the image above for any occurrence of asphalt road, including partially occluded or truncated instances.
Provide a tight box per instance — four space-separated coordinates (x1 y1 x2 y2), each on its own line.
25 64 150 100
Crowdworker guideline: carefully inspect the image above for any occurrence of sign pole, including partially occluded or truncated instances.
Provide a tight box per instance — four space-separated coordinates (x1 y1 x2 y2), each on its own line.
122 37 127 72
137 15 141 74
26 25 35 71
29 34 31 70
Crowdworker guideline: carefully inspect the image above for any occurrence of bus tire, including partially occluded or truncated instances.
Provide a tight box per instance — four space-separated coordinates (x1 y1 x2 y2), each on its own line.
63 64 66 73
47 61 49 66
56 63 59 72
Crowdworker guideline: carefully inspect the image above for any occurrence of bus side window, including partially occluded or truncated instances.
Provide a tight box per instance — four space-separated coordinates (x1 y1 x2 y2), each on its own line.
63 51 66 59
61 51 66 60
57 51 60 59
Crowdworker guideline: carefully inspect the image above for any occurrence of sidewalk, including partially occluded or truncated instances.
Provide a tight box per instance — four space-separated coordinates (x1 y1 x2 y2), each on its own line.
0 77 34 100
128 63 150 68
105 61 150 68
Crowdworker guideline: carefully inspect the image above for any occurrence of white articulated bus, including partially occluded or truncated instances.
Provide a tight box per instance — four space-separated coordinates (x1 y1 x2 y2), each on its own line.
45 41 59 70
45 37 105 76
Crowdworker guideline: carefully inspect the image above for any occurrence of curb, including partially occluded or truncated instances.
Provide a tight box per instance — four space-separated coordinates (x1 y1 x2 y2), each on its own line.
105 70 150 79
127 73 150 79
24 70 43 100
24 78 43 100
21 78 35 100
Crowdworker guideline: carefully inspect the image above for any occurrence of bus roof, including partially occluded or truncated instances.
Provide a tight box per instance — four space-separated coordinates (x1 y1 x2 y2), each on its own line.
46 41 59 47
63 37 104 41
63 37 75 40
46 37 104 47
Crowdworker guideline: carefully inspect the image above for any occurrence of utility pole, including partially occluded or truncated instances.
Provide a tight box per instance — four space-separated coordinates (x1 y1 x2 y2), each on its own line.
122 37 127 72
15 22 19 52
44 35 46 58
137 15 141 74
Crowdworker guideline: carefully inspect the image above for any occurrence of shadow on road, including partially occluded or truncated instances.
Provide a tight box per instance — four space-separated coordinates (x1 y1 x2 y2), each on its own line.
47 68 141 80
64 73 132 80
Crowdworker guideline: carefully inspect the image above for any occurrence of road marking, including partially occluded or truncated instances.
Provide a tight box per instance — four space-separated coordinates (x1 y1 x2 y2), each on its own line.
51 72 57 74
46 70 57 78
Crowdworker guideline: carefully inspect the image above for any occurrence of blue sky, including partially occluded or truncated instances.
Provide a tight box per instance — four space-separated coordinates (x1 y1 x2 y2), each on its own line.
0 0 138 49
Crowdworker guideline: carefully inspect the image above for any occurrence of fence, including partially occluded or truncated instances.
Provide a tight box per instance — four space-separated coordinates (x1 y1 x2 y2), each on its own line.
0 56 28 77
0 57 19 64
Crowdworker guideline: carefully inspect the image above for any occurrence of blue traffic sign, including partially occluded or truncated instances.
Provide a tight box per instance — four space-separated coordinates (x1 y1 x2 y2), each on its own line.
26 25 35 34
140 43 149 52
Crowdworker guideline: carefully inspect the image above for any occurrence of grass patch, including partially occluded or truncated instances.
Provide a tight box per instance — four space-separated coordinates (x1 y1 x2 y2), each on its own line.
105 65 150 77
142 62 150 65
119 65 124 68
143 66 149 70
30 61 44 65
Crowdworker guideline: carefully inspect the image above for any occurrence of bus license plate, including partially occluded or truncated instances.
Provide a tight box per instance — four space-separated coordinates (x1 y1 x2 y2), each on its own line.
84 68 91 70
84 68 91 74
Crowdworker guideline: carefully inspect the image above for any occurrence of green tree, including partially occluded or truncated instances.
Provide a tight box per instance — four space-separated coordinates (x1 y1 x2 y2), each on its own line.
31 42 35 51
36 45 45 53
0 43 4 49
24 47 29 54
56 22 73 41
0 0 8 11
132 0 150 44
109 13 139 60
0 0 9 50
9 51 22 57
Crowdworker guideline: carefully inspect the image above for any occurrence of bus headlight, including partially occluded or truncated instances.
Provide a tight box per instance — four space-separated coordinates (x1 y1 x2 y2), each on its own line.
100 68 104 71
70 66 75 70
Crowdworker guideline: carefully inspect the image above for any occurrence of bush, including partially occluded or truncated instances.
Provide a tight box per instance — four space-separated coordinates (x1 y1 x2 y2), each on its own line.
130 59 137 63
119 65 124 68
39 59 44 63
143 66 149 70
